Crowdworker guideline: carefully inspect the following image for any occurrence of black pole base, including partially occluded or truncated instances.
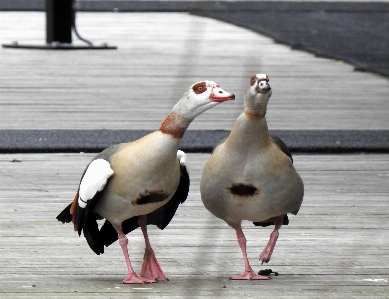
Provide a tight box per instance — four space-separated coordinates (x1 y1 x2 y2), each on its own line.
2 41 117 50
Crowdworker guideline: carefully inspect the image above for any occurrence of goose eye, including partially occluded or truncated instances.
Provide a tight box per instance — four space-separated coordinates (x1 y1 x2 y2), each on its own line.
193 82 207 94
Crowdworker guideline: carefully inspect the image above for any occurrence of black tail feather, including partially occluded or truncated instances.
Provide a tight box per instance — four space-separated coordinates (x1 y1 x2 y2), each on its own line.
253 214 289 227
56 203 73 223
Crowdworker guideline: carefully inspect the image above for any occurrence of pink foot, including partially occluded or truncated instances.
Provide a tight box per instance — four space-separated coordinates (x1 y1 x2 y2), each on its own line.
122 273 156 284
259 246 274 264
230 270 270 280
140 250 169 281
259 230 279 264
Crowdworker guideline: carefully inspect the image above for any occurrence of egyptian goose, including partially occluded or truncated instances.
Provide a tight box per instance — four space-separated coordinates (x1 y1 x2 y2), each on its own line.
57 81 235 284
200 74 304 280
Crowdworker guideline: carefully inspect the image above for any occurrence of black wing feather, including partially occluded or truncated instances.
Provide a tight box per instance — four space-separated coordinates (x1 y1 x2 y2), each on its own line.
270 134 293 163
147 164 190 229
57 152 114 255
79 190 106 254
83 211 105 255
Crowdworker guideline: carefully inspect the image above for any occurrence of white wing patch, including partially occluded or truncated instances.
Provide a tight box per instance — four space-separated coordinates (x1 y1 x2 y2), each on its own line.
78 159 114 208
177 150 187 165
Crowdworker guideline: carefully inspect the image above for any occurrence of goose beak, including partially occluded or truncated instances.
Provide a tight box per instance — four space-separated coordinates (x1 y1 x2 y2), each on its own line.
211 87 235 102
258 85 271 94
257 81 271 95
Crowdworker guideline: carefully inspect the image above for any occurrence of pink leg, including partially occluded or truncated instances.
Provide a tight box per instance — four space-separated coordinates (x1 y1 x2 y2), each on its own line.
230 228 270 280
117 230 156 284
139 215 169 281
259 216 283 264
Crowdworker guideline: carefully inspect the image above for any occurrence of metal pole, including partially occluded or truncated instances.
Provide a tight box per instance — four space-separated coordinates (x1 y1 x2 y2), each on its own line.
46 0 74 44
2 0 116 50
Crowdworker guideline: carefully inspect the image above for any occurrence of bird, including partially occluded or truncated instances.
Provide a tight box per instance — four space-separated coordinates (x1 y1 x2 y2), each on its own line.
200 74 304 280
57 81 235 284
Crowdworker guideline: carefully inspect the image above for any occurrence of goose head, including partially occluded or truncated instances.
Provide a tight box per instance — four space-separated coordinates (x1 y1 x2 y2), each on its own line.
173 81 235 121
244 74 272 116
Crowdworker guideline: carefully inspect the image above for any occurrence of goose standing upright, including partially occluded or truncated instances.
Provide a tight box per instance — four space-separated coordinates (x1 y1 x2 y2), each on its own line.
200 74 304 280
57 81 235 284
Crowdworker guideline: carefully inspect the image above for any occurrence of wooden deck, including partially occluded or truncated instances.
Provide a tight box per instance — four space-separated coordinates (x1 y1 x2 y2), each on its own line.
1 12 389 131
0 153 388 298
1 8 389 298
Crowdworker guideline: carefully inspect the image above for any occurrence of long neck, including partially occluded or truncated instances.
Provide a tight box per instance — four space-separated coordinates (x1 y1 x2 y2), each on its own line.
243 92 268 119
158 111 192 139
226 111 271 148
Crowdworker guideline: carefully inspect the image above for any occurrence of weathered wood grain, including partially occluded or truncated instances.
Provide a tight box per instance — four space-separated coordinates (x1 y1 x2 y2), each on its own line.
1 12 388 131
0 153 388 298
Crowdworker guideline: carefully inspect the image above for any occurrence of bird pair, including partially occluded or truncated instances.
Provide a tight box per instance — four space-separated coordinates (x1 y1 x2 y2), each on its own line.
57 74 304 283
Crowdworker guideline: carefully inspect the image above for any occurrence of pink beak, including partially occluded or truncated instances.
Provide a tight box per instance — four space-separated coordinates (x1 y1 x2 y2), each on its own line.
211 87 235 102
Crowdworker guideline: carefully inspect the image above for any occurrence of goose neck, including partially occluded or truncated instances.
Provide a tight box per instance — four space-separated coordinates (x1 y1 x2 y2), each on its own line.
158 111 191 139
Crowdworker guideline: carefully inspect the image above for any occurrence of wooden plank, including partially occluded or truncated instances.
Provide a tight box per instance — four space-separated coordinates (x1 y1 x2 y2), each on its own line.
1 12 389 131
0 153 388 298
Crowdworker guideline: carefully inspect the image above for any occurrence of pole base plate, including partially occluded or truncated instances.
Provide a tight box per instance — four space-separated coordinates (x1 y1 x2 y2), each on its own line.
2 42 117 50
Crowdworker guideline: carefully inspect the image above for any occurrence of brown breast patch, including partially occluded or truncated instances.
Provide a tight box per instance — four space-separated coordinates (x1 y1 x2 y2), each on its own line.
227 183 260 198
132 190 169 205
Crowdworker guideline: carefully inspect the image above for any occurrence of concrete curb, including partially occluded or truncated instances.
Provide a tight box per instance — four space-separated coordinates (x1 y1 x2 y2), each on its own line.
1 130 388 153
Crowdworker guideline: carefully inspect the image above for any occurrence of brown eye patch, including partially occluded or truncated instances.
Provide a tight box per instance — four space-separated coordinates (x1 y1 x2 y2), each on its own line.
250 76 256 86
192 82 207 94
